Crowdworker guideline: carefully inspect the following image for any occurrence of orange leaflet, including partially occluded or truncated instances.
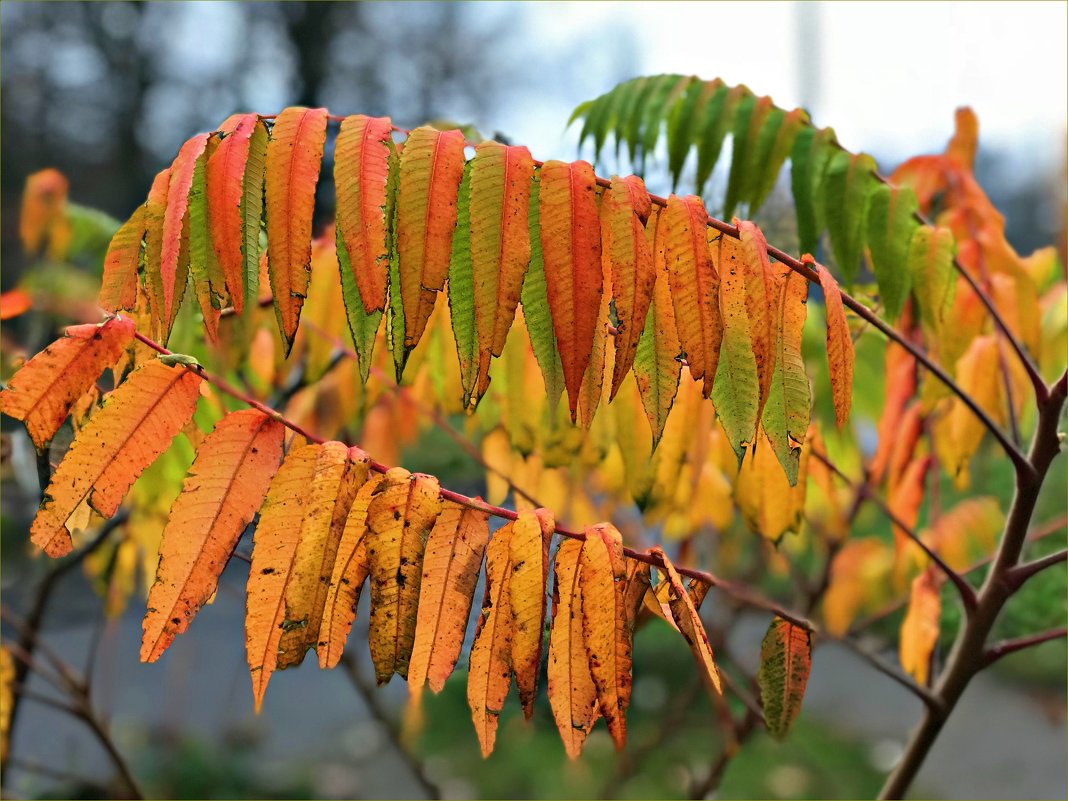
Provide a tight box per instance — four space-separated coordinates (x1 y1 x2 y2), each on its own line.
1 317 135 449
889 455 931 576
335 115 394 313
20 168 69 257
140 410 285 662
813 257 854 427
579 523 631 750
469 141 536 397
161 134 210 325
547 538 600 760
143 167 172 338
245 443 320 712
396 126 467 353
663 195 720 396
265 106 329 354
538 160 603 421
0 289 31 321
602 175 654 399
30 360 202 558
408 502 490 694
899 566 943 685
99 207 145 313
508 508 555 719
736 220 779 418
206 113 261 313
468 518 515 758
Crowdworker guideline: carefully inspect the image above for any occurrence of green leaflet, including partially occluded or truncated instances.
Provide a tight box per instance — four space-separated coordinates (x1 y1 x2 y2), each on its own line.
694 83 739 198
761 269 810 485
241 120 268 318
623 76 662 167
187 148 228 336
790 125 838 256
519 168 565 411
907 226 957 334
750 108 808 215
378 138 404 381
337 227 383 384
758 617 812 740
638 75 691 174
448 161 477 406
712 240 760 464
866 183 921 321
723 93 758 219
821 150 878 283
666 77 706 191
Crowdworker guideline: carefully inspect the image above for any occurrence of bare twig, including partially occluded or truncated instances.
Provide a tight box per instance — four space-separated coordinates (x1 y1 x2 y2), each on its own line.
837 637 943 712
982 627 1068 667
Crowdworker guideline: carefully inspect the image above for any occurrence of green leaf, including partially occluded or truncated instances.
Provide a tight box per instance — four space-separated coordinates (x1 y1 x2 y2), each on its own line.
337 227 383 384
666 78 706 191
448 161 477 406
519 168 565 410
821 150 878 283
749 108 809 215
638 75 690 174
758 617 812 740
187 149 228 338
907 225 957 334
790 126 837 256
723 94 758 218
694 82 741 198
866 183 921 320
241 120 268 317
384 139 405 382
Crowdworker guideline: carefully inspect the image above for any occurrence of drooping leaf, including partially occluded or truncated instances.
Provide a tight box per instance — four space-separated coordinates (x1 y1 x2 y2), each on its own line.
277 444 370 668
31 360 202 558
761 267 810 484
579 522 631 751
538 160 603 421
318 472 384 669
509 508 555 719
547 538 600 760
899 567 942 686
694 82 746 198
650 547 722 694
749 107 808 214
724 94 771 218
396 126 467 355
814 259 855 427
264 106 329 354
711 233 760 461
448 161 478 404
143 167 172 339
470 142 536 401
161 134 209 326
736 220 780 420
736 427 810 541
408 502 490 694
666 77 707 190
907 225 957 334
366 467 443 683
520 168 566 410
866 183 920 320
336 229 384 383
663 195 720 396
1 317 135 449
206 113 267 315
603 175 654 399
187 141 228 342
335 115 394 314
245 442 320 711
140 410 284 662
468 517 515 758
791 125 838 256
821 150 878 282
100 207 145 313
758 616 812 740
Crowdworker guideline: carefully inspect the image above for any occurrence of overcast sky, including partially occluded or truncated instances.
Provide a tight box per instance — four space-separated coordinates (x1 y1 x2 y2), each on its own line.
494 1 1067 173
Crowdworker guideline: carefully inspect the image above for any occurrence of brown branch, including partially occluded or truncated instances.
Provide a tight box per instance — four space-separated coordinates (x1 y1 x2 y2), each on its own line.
837 637 943 712
982 627 1068 667
1006 548 1067 591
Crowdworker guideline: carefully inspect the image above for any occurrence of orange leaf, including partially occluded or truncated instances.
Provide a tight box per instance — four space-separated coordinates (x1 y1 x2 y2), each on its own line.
470 141 536 397
651 546 722 694
140 410 284 662
408 501 490 694
468 517 515 758
99 207 145 313
813 258 854 426
0 289 31 321
396 126 467 353
757 616 811 739
664 195 721 396
737 220 779 418
0 317 134 449
30 360 202 557
509 508 555 719
538 160 603 421
162 134 210 325
547 538 599 759
603 175 654 399
20 168 69 256
265 106 329 354
899 567 942 685
579 522 631 750
335 115 394 314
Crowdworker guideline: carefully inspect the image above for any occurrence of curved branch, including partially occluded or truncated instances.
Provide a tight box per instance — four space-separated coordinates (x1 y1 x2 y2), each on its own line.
982 627 1068 668
837 636 943 712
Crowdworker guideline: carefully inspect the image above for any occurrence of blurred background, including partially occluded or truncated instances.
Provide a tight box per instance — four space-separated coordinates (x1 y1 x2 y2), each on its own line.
1 2 1065 799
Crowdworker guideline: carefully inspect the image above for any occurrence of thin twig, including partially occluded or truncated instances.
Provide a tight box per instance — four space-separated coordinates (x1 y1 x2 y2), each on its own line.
982 627 1068 668
837 637 943 712
1007 548 1067 590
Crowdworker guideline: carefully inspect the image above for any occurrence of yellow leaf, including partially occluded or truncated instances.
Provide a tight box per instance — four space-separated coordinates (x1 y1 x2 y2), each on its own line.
547 538 600 759
899 567 942 685
509 508 555 719
366 467 443 683
0 646 13 764
408 502 490 694
468 519 515 758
